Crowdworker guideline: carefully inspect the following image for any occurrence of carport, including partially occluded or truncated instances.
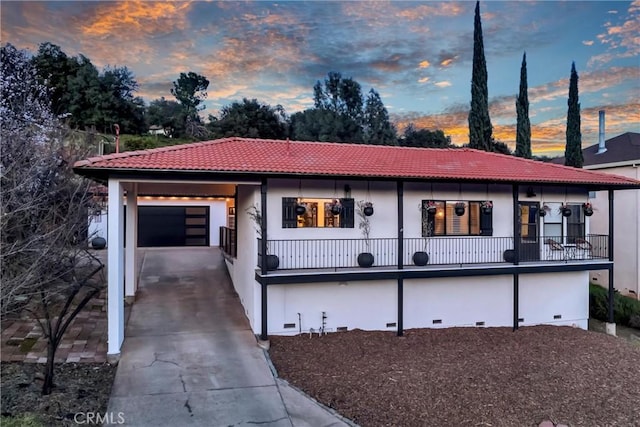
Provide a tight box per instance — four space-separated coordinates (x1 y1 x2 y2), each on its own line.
77 174 255 357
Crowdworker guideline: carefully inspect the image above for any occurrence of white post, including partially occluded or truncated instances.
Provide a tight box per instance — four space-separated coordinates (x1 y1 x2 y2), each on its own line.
107 179 125 359
125 184 138 299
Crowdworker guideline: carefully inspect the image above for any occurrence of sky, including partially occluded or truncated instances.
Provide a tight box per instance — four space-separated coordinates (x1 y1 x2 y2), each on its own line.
2 1 639 156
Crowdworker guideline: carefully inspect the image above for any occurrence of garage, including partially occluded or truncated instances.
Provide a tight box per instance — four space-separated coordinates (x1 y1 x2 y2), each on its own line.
137 206 210 247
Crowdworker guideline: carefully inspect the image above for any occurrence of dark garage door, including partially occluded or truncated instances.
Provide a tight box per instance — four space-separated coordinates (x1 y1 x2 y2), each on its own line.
138 206 209 247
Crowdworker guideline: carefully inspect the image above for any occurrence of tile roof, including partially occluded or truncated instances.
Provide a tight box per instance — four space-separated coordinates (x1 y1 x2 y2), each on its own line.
552 132 640 167
74 137 640 188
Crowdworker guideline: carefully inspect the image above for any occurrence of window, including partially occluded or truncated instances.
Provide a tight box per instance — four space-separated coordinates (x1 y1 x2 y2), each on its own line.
543 203 562 239
422 200 492 237
566 205 585 244
543 203 585 243
282 197 354 228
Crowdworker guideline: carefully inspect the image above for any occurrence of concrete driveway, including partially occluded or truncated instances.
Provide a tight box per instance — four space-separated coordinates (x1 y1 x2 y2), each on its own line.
107 247 348 427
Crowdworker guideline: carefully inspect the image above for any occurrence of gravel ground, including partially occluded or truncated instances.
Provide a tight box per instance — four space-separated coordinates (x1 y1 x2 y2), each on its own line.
1 362 116 426
269 326 640 427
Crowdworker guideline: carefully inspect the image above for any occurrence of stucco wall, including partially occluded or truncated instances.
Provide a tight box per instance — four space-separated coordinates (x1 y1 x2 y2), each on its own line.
264 272 589 335
404 276 513 328
268 280 398 335
232 185 262 331
520 271 589 329
587 165 639 297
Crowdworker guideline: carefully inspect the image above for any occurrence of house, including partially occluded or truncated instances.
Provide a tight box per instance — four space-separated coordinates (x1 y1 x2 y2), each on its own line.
552 111 640 299
148 125 169 137
73 137 640 358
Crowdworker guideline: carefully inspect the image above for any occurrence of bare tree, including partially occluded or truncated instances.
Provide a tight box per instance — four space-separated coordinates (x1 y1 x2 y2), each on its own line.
1 43 105 395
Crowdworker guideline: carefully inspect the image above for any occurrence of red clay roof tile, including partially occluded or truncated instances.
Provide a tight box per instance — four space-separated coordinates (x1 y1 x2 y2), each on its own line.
74 137 640 187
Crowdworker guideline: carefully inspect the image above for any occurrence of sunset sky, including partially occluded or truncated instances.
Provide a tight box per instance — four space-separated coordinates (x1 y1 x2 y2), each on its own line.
2 1 639 155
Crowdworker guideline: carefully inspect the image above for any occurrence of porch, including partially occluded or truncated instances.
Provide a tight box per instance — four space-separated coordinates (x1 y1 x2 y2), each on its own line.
219 230 609 271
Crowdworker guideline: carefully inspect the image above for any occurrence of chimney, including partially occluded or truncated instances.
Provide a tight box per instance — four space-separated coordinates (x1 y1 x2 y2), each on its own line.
597 110 607 154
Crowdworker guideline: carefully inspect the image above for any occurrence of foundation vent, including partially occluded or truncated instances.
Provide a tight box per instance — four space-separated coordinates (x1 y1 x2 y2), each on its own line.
518 318 525 323
336 326 348 332
283 323 296 329
475 321 485 326
553 314 562 320
432 319 442 324
386 322 396 328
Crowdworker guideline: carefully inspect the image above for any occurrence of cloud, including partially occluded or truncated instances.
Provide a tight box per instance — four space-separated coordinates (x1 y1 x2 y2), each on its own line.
391 99 639 157
582 40 594 46
80 1 192 37
588 0 640 66
527 67 639 104
395 3 465 20
341 1 464 25
0 2 82 52
440 58 455 67
418 60 431 69
435 81 452 88
418 77 430 84
208 84 250 100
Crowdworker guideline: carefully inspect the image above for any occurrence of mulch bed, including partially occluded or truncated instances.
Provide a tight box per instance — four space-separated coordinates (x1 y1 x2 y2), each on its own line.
1 362 116 426
269 326 640 426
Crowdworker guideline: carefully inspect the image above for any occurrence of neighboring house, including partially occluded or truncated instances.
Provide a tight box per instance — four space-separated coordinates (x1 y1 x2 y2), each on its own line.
552 114 639 299
148 125 168 136
73 137 640 357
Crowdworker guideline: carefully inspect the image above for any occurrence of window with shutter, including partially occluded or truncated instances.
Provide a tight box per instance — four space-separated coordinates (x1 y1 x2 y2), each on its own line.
340 198 355 228
282 197 297 228
479 207 493 236
281 197 354 228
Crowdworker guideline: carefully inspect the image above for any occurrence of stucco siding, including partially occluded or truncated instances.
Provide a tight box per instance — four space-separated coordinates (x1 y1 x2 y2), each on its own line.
232 185 261 330
267 280 398 335
588 165 639 296
519 272 589 329
404 276 513 328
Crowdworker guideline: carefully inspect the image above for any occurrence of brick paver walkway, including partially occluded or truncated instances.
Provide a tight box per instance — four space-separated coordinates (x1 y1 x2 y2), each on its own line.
1 293 108 363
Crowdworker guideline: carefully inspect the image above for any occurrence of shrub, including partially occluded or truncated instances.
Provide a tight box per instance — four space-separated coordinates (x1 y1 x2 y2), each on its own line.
630 314 640 329
589 284 640 330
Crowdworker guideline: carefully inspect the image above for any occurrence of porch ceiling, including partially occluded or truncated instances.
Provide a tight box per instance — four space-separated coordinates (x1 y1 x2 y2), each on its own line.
91 181 238 198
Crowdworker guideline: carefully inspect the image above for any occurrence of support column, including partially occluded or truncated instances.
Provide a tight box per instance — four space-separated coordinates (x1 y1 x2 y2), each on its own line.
606 189 616 336
260 179 268 341
397 181 404 337
125 183 138 299
512 185 520 332
512 184 520 265
107 179 125 358
513 274 519 331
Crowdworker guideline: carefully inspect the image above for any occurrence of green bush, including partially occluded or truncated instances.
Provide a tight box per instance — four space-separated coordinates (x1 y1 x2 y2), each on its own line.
589 284 640 329
0 414 43 427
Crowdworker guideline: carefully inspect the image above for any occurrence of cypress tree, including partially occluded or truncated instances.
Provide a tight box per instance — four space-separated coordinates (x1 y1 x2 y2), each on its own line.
564 62 583 168
515 52 531 158
468 1 493 151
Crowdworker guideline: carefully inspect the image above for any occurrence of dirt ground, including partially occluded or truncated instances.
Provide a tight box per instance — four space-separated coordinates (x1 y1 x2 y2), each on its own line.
1 362 116 427
270 326 640 427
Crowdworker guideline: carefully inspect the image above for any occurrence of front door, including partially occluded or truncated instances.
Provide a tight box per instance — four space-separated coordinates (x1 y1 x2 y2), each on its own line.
519 202 540 261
